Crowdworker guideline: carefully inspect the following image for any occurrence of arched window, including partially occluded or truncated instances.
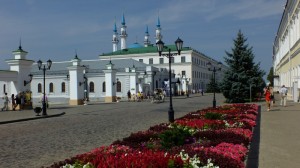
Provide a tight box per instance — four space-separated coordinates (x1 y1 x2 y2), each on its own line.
38 83 42 93
102 82 106 92
89 82 95 92
61 82 66 93
49 83 54 93
117 81 121 92
3 84 6 93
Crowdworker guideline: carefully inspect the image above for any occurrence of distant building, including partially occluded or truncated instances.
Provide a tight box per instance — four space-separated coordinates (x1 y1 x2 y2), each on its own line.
273 0 300 102
0 14 225 106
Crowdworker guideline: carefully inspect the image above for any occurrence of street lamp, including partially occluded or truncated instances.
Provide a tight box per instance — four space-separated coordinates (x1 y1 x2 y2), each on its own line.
24 74 33 86
156 37 183 123
37 59 52 116
186 77 190 97
207 61 222 108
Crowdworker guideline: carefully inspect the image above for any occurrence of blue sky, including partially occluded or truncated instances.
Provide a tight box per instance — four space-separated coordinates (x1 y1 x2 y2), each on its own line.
0 0 285 77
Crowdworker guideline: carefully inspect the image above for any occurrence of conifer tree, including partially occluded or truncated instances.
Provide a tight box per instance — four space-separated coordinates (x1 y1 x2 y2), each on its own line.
221 30 265 103
206 74 220 93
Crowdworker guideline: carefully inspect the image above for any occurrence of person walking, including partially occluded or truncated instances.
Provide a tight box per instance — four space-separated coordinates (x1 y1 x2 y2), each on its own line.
11 94 17 110
1 93 9 111
127 90 131 102
15 92 21 111
20 92 25 110
264 86 272 111
268 84 275 106
280 85 288 107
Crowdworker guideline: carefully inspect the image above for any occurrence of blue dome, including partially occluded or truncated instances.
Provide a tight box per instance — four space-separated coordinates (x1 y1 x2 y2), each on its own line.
128 42 143 49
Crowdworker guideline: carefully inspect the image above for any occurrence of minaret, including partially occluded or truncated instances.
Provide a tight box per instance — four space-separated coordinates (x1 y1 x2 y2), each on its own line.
112 20 119 52
120 13 128 50
155 16 162 43
144 25 151 47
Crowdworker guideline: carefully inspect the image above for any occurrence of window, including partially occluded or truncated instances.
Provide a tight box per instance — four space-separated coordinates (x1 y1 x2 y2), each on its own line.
139 59 143 63
171 57 174 63
159 58 164 64
117 81 121 92
3 84 6 93
38 83 42 93
49 83 54 93
182 71 186 76
89 82 95 92
149 58 153 64
102 82 106 92
61 82 66 93
181 56 185 63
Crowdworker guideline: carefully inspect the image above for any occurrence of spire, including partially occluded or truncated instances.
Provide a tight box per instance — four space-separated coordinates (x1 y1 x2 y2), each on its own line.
156 16 161 28
74 49 79 59
144 25 151 47
113 18 117 32
112 17 119 52
145 25 149 34
120 13 127 50
19 38 23 50
155 14 162 43
121 13 126 26
12 38 28 59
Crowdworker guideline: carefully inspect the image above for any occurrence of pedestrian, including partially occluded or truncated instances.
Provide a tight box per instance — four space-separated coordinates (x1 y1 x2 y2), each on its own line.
268 84 275 106
127 90 131 102
280 85 288 107
41 94 49 108
15 92 21 110
11 94 16 110
20 92 25 110
264 86 272 111
1 93 9 111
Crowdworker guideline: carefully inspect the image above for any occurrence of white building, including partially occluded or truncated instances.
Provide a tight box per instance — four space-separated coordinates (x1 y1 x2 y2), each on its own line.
273 0 300 102
0 14 225 107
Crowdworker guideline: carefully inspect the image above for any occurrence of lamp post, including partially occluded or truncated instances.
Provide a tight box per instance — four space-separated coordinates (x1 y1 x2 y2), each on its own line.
207 61 222 108
156 37 183 123
152 71 157 94
186 77 190 97
24 74 33 86
37 59 52 116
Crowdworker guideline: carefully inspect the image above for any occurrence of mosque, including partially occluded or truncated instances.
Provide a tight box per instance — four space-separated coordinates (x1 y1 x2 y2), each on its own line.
0 14 225 108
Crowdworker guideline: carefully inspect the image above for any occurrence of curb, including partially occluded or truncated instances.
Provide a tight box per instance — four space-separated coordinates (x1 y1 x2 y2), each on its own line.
0 112 66 125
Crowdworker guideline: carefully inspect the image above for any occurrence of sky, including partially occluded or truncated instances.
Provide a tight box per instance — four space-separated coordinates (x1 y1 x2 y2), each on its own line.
0 0 286 78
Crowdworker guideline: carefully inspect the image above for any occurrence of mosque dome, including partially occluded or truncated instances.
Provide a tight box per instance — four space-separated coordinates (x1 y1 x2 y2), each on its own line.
128 42 143 49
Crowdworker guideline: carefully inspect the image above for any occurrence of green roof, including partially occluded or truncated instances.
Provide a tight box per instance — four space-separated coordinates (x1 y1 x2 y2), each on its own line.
12 47 28 53
100 45 191 56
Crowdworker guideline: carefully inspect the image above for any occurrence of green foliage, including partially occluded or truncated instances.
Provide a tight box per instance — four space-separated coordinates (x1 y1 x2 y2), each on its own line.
206 74 221 93
204 112 223 120
220 30 265 103
267 67 274 86
159 126 192 150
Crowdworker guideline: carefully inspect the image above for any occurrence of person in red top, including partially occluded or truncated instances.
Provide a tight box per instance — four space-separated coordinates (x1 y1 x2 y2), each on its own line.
264 86 271 111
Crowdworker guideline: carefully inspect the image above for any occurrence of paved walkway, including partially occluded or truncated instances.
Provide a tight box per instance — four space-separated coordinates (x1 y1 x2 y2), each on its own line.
257 94 300 168
0 94 299 168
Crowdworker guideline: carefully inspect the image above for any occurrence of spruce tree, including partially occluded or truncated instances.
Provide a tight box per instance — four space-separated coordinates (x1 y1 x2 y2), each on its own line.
221 30 265 103
206 74 220 93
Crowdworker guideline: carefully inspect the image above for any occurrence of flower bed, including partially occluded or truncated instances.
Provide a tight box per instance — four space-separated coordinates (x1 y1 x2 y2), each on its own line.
47 104 258 168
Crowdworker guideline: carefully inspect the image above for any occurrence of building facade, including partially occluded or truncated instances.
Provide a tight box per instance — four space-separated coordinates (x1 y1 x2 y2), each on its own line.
0 14 225 106
273 0 300 102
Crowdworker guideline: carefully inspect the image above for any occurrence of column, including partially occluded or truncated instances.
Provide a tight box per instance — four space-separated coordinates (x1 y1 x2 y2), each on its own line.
103 61 117 102
68 57 85 105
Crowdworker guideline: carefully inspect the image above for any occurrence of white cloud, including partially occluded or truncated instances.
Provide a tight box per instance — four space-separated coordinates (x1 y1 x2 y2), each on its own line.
150 0 285 22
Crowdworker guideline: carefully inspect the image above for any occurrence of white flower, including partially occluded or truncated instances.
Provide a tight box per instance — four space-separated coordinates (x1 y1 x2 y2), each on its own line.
62 164 74 168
